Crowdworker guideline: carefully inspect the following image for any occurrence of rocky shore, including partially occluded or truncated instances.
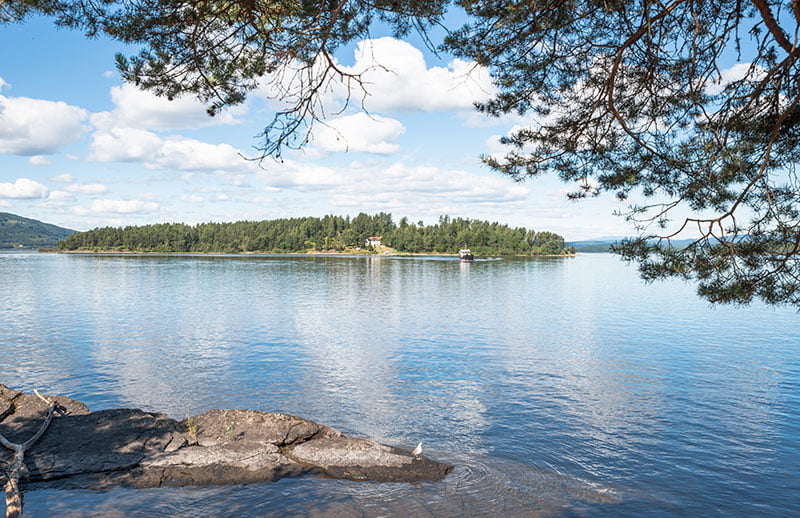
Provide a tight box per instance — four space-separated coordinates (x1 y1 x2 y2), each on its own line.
0 385 451 492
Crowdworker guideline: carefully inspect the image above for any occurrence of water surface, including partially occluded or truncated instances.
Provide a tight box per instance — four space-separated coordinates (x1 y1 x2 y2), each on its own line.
1 252 798 516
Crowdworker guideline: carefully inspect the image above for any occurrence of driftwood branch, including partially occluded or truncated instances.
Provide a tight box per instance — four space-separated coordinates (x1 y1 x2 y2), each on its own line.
0 390 56 518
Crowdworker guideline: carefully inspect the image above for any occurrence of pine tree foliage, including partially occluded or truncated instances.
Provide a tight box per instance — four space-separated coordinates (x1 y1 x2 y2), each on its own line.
445 1 800 305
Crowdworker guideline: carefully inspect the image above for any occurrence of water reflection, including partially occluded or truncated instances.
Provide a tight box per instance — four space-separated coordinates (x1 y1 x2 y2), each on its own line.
1 253 799 516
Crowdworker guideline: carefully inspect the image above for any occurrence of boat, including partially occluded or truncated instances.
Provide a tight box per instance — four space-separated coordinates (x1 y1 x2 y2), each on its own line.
459 248 474 261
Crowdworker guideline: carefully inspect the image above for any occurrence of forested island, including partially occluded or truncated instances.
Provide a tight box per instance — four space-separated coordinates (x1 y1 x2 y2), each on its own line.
57 213 573 256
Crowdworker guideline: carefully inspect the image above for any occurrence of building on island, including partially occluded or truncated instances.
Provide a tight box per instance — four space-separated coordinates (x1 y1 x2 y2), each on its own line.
366 236 382 247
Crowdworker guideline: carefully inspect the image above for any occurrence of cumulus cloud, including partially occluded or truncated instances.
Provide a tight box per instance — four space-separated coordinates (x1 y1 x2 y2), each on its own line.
260 160 530 215
180 194 204 203
28 155 51 166
151 137 247 171
86 82 253 169
48 190 74 201
88 122 164 162
0 94 88 155
340 38 495 113
368 162 529 203
89 119 254 174
85 199 160 214
311 113 405 154
50 173 75 183
64 183 109 194
483 126 543 161
257 37 495 117
97 83 245 131
0 178 49 199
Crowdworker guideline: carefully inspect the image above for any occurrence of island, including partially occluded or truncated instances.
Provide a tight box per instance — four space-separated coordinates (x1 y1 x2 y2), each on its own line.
54 213 574 256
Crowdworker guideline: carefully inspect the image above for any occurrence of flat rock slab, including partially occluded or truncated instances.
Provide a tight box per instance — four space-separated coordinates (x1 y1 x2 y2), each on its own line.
288 437 453 482
0 385 452 491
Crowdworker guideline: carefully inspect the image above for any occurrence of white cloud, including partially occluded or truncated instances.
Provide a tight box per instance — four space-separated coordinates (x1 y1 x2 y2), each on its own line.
28 155 51 166
371 162 529 202
256 37 495 117
99 83 245 131
483 128 542 161
88 122 254 174
86 82 252 169
485 134 510 158
65 183 109 194
0 77 7 90
50 173 75 183
705 63 766 95
48 190 74 201
0 94 88 155
230 174 250 186
259 160 530 215
86 199 160 214
0 178 49 199
180 194 204 203
311 113 405 154
338 38 495 113
88 122 164 162
151 137 247 171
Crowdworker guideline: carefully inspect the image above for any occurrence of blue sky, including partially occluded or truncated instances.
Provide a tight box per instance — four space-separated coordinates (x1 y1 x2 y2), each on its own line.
0 16 674 239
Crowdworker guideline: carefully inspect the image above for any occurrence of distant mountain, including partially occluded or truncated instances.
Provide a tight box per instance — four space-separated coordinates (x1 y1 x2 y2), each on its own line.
0 212 76 249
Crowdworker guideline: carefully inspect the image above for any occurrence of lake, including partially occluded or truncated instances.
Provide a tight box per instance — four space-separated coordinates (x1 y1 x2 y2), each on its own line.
1 251 798 517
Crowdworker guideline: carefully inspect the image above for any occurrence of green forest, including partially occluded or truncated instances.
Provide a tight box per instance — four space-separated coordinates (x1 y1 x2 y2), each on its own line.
1 212 75 249
58 213 573 256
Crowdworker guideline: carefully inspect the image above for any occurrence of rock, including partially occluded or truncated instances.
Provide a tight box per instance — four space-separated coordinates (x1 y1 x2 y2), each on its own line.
191 408 342 448
0 384 89 443
288 437 453 482
0 384 452 492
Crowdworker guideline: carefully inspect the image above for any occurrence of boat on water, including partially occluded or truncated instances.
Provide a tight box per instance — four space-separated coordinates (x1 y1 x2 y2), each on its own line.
459 248 474 261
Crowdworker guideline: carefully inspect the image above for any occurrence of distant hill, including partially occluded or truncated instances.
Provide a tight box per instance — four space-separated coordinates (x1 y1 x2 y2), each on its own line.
569 237 698 253
0 212 76 249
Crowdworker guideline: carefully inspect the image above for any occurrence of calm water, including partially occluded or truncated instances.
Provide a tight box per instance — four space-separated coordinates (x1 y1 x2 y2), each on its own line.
1 251 798 517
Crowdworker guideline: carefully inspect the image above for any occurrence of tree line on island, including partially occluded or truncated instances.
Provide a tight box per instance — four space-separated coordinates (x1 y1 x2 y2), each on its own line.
57 213 572 256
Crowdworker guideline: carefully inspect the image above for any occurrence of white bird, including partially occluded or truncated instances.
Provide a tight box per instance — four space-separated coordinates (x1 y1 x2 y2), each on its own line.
412 442 423 459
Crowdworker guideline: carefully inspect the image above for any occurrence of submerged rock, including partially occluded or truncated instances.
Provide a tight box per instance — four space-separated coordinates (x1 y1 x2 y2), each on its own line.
0 385 452 491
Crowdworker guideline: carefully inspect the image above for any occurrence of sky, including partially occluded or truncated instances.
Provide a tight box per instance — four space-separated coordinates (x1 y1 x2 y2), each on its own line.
0 15 704 240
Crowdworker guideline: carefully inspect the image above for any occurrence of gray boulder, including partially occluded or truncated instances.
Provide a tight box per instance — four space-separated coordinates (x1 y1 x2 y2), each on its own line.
0 385 451 491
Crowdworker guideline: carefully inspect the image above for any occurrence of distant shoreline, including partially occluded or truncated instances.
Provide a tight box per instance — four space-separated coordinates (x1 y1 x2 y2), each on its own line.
40 249 577 258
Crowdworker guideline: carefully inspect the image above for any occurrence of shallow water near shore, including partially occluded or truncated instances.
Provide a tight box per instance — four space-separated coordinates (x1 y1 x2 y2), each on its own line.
1 251 798 517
